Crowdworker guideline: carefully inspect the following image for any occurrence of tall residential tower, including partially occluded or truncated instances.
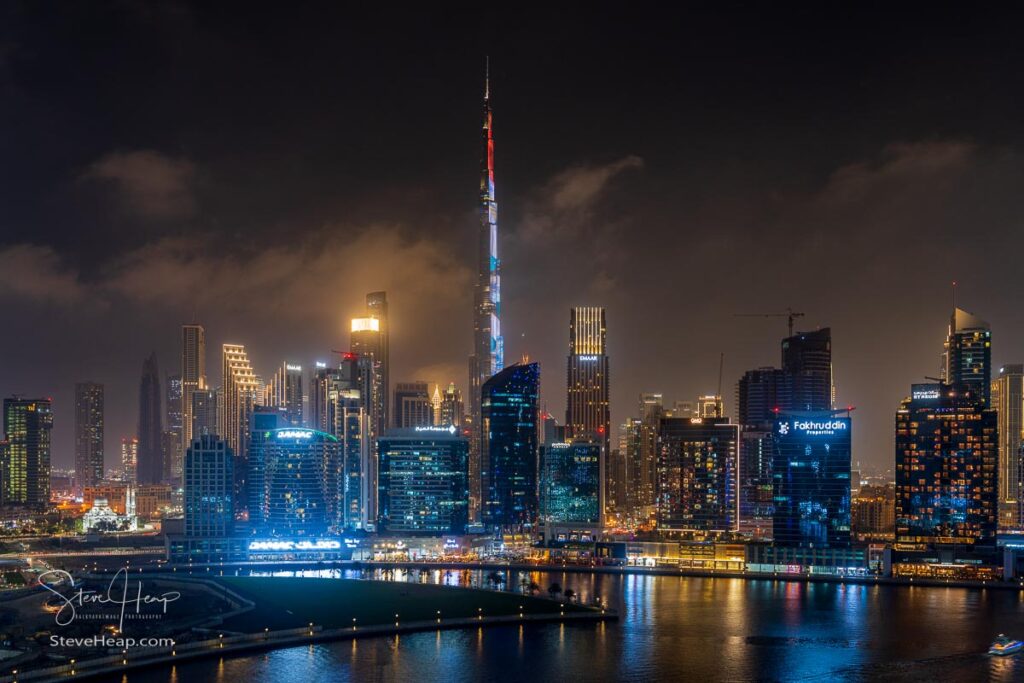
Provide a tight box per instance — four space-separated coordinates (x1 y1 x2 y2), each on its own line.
74 382 104 494
566 307 610 457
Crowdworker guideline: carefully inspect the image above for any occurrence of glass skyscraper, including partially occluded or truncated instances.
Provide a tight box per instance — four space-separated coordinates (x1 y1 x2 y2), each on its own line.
771 413 851 547
481 362 540 528
539 439 602 527
250 427 339 537
376 426 469 534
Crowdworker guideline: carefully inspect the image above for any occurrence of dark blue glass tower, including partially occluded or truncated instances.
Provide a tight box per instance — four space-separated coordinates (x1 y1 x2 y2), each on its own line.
771 413 851 547
481 362 539 528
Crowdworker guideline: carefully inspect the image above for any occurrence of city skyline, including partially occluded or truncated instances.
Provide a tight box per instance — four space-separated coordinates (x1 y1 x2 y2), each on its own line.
7 6 1024 475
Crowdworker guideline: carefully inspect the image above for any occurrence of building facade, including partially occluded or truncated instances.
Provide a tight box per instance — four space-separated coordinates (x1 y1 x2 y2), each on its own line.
992 364 1023 528
656 416 739 534
944 307 991 405
2 398 53 509
376 426 469 534
250 427 339 537
481 362 539 528
220 343 260 460
393 381 432 429
137 353 164 485
781 328 834 412
74 382 104 495
895 382 998 549
566 307 610 457
181 323 206 452
184 435 234 537
539 439 602 529
771 413 851 548
266 362 304 427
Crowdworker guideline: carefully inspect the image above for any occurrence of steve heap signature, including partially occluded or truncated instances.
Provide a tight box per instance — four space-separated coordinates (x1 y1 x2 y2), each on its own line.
38 568 181 630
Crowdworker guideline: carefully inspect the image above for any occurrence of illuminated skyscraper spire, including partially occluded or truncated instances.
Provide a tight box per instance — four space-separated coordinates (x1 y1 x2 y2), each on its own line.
469 57 503 521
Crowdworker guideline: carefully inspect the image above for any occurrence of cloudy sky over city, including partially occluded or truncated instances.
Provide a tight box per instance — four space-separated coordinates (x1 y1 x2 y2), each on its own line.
3 3 1024 468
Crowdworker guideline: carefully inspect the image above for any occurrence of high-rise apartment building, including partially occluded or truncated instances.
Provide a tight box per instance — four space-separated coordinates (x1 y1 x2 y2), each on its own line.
993 364 1024 528
181 324 206 451
137 353 164 485
621 418 642 515
2 398 53 509
566 307 610 456
697 394 725 419
74 382 104 495
895 383 998 549
944 308 991 405
220 343 259 466
376 426 470 535
439 382 464 428
190 389 218 439
393 381 432 429
266 362 304 426
635 393 663 510
184 434 234 537
736 367 788 538
165 373 183 483
781 328 834 411
309 354 374 530
481 362 539 528
656 416 739 534
363 291 390 429
121 436 138 483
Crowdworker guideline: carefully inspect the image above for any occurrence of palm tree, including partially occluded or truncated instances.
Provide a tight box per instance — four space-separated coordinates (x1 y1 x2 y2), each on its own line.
528 581 541 595
519 577 530 594
548 582 562 600
487 571 505 590
564 588 576 603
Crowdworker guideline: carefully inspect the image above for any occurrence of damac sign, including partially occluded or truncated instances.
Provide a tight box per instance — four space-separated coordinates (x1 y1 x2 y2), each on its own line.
578 355 600 362
276 429 314 439
778 419 849 437
248 540 341 551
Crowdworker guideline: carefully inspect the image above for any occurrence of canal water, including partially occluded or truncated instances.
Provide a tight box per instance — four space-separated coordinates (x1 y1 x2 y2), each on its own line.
122 568 1024 682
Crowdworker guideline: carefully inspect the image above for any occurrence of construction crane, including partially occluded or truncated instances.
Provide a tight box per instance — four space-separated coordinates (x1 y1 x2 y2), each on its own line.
734 308 805 338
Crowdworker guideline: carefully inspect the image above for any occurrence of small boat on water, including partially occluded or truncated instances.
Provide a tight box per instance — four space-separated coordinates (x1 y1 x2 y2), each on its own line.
989 634 1024 656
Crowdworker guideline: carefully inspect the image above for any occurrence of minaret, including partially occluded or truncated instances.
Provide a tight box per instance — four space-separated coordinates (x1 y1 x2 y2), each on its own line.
469 58 503 522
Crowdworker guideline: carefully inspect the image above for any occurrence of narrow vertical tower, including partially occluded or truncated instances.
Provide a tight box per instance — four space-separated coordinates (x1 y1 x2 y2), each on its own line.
469 58 503 521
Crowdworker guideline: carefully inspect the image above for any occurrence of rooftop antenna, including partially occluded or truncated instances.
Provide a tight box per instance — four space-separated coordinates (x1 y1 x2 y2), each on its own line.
952 280 957 310
716 352 724 417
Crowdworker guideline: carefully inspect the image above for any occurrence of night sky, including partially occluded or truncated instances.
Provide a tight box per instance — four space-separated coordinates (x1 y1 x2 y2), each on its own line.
3 3 1024 472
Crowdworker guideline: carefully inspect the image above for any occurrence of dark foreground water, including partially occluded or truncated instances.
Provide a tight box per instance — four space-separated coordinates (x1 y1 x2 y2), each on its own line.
120 569 1024 682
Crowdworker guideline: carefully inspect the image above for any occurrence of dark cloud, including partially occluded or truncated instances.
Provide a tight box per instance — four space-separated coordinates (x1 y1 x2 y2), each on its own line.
81 150 197 220
3 4 1024 475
